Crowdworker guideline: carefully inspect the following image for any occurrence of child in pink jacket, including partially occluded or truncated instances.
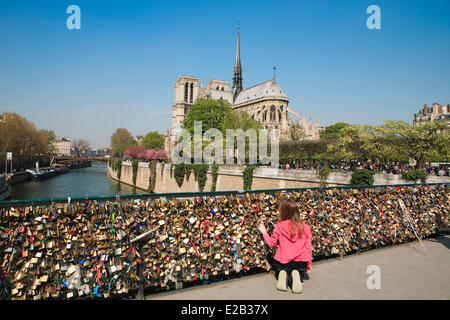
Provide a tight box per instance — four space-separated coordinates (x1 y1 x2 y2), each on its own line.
258 199 312 294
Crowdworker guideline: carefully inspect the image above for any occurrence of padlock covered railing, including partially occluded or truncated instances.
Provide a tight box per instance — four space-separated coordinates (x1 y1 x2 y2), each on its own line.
0 183 449 300
0 182 448 208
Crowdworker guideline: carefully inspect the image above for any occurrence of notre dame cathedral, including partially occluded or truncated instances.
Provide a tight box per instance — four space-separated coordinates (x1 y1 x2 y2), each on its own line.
164 26 320 157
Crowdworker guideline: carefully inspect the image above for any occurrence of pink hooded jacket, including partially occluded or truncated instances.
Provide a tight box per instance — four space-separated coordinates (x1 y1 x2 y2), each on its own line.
263 220 312 268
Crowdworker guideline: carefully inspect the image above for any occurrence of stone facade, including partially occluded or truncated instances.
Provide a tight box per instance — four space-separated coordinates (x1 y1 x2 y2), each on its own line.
107 162 450 194
164 27 320 158
413 103 450 126
52 137 71 156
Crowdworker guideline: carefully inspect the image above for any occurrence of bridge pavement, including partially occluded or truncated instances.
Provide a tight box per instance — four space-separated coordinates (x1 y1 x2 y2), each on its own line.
145 235 450 300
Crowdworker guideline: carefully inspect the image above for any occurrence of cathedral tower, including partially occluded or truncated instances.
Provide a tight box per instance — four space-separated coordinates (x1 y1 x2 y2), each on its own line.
232 25 243 101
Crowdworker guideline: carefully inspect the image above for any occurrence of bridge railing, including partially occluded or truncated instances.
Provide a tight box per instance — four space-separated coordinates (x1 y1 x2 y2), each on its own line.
1 182 449 300
1 182 448 208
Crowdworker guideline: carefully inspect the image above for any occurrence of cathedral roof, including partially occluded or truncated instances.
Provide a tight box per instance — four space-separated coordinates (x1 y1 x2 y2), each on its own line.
209 89 233 103
233 79 288 106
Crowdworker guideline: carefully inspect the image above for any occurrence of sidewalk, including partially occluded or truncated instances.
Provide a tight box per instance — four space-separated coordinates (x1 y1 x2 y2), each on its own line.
146 235 450 300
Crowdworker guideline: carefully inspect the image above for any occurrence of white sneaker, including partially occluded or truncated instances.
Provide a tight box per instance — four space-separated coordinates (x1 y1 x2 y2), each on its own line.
277 270 288 291
291 270 302 294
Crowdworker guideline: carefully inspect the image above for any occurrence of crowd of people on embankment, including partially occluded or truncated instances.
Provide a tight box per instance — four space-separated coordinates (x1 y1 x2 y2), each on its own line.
277 161 449 176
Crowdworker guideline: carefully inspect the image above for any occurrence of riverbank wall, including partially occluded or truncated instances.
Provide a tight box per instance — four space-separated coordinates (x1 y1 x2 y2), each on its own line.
6 172 30 185
107 162 450 193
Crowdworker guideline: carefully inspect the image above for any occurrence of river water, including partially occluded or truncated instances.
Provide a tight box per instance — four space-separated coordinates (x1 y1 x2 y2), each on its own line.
10 162 147 200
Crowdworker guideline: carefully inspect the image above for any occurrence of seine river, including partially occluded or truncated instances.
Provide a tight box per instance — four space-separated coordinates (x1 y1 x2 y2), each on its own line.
10 162 147 201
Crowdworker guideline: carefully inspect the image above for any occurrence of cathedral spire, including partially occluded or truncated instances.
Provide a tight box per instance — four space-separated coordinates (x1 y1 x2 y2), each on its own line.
232 23 243 100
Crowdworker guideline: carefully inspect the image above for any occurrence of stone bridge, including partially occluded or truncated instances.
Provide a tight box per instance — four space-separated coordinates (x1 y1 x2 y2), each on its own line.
55 156 109 164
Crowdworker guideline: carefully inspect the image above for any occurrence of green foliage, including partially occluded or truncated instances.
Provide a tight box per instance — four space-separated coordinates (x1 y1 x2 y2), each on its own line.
192 164 209 191
142 131 165 150
378 121 448 168
116 160 122 180
111 159 122 180
317 166 331 187
326 125 361 162
281 121 449 167
180 98 273 164
279 140 329 162
132 159 139 185
174 163 186 188
320 122 350 140
243 166 256 190
211 164 219 191
182 98 233 136
185 164 193 181
129 140 138 146
170 163 174 178
111 128 135 157
433 124 449 163
222 110 265 162
351 170 375 186
222 110 263 133
148 160 157 193
402 169 427 184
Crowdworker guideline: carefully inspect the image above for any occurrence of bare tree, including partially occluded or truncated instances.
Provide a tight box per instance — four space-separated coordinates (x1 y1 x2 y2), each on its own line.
71 139 90 156
0 112 53 171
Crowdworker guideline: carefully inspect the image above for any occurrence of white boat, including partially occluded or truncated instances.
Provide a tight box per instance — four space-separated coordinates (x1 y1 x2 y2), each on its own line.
26 162 57 181
0 174 12 201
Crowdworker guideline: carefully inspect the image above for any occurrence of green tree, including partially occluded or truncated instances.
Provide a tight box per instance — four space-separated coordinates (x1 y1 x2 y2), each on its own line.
382 121 446 168
435 129 450 163
141 131 165 150
182 98 233 136
279 140 329 164
111 128 135 158
222 110 265 162
358 125 402 165
351 169 375 186
181 99 266 163
320 122 350 140
222 110 263 133
326 125 362 163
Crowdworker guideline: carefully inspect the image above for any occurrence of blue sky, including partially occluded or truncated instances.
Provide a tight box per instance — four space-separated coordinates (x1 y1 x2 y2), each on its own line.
1 0 449 148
